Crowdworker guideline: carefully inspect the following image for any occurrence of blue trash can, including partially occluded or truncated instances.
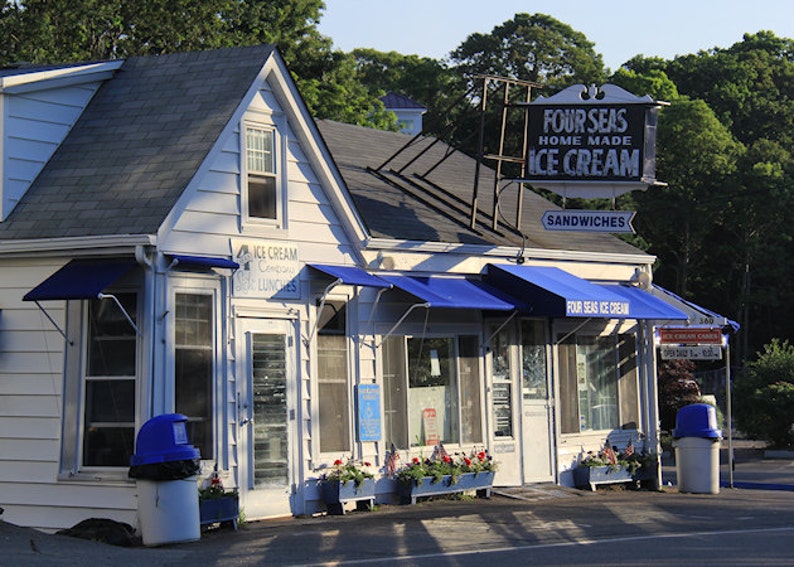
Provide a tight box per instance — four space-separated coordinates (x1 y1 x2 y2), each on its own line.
673 404 722 494
130 414 201 546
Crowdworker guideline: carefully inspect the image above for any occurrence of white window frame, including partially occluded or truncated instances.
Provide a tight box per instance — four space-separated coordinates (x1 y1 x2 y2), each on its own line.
241 119 286 231
168 278 222 464
382 333 482 451
60 290 141 481
315 296 353 455
556 320 641 436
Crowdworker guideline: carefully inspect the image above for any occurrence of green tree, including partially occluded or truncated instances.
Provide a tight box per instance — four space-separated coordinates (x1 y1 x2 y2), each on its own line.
0 0 393 127
633 99 744 297
450 13 606 90
734 339 794 447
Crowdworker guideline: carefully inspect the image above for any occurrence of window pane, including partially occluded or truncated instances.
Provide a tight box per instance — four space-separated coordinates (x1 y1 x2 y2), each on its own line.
558 338 579 434
577 336 619 431
382 336 408 449
248 176 277 219
246 127 274 174
490 327 513 438
407 337 459 445
87 294 137 377
458 336 482 443
618 334 639 429
318 333 350 453
521 320 547 400
83 380 135 467
175 294 213 459
83 293 137 467
83 426 135 467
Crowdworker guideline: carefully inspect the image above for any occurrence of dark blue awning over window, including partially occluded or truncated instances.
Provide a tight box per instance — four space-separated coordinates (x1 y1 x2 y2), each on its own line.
23 258 137 302
308 264 392 288
379 274 516 311
597 284 688 321
167 254 239 270
650 284 740 332
486 264 687 320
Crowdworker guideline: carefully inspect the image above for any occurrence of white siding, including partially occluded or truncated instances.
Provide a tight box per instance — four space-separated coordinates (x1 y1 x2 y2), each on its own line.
0 258 138 531
1 82 103 220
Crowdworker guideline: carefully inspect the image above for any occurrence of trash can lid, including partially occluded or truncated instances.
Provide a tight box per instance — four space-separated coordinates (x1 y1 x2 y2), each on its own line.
673 403 722 439
130 413 200 466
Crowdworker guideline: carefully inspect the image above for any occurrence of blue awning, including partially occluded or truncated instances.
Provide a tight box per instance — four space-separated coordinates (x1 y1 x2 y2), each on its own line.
167 254 239 270
23 258 137 301
597 284 688 321
308 264 392 288
379 274 516 311
486 264 687 320
650 284 740 333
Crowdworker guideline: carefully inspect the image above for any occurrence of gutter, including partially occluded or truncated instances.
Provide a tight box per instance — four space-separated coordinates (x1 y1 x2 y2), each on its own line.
0 234 156 256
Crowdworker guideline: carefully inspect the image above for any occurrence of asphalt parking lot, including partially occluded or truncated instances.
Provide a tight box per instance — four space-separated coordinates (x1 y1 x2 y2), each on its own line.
4 454 793 566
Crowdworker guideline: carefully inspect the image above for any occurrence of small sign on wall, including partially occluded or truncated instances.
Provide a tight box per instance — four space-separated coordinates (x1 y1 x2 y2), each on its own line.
357 384 382 442
231 238 300 299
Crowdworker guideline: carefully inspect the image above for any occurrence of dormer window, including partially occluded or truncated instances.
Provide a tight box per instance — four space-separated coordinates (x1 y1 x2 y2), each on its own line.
244 123 278 222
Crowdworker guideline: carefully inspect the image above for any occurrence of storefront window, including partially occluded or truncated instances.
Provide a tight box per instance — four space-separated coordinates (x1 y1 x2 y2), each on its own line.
383 335 480 449
559 332 639 433
317 301 350 453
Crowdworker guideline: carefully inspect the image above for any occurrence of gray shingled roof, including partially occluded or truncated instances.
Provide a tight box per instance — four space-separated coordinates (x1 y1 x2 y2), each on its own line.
0 45 274 240
317 120 643 255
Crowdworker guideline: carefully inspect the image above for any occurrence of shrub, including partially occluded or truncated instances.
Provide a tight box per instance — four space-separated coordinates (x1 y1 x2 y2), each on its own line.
734 339 794 448
658 359 701 431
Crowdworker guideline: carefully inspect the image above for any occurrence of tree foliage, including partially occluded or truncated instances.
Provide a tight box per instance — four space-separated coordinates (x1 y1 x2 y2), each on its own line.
0 0 393 127
658 359 701 432
449 13 606 91
734 339 794 447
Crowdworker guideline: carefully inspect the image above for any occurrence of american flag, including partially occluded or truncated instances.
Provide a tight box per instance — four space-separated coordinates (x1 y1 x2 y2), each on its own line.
623 440 634 457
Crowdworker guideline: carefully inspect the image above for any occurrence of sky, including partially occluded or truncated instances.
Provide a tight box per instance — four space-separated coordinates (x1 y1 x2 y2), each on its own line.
317 0 794 71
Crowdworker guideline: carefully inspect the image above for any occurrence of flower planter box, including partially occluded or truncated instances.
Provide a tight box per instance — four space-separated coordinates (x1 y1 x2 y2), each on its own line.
199 494 239 530
321 477 376 515
575 464 663 491
398 472 495 505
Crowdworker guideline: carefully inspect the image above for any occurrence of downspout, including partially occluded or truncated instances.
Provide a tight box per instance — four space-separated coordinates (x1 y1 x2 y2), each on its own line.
135 244 156 419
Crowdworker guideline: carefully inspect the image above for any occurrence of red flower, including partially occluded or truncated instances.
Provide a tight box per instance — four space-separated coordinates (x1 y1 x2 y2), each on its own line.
464 457 472 466
364 462 372 467
477 451 486 461
443 455 452 463
412 457 420 464
333 459 343 466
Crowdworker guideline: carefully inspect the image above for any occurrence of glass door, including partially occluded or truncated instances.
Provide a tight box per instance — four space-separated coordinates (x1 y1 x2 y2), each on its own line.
239 319 296 518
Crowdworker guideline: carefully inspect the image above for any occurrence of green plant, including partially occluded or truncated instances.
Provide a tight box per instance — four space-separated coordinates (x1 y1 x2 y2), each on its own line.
394 447 496 486
199 471 238 500
322 457 374 487
579 444 656 475
734 339 794 448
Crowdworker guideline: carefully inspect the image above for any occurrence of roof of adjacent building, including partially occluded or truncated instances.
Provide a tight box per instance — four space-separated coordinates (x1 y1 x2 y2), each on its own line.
0 45 274 239
379 92 427 110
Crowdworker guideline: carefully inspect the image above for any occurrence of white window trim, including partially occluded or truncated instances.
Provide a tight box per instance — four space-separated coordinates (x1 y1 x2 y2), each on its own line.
311 292 355 460
555 319 640 437
59 291 141 481
241 118 287 232
167 277 223 466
